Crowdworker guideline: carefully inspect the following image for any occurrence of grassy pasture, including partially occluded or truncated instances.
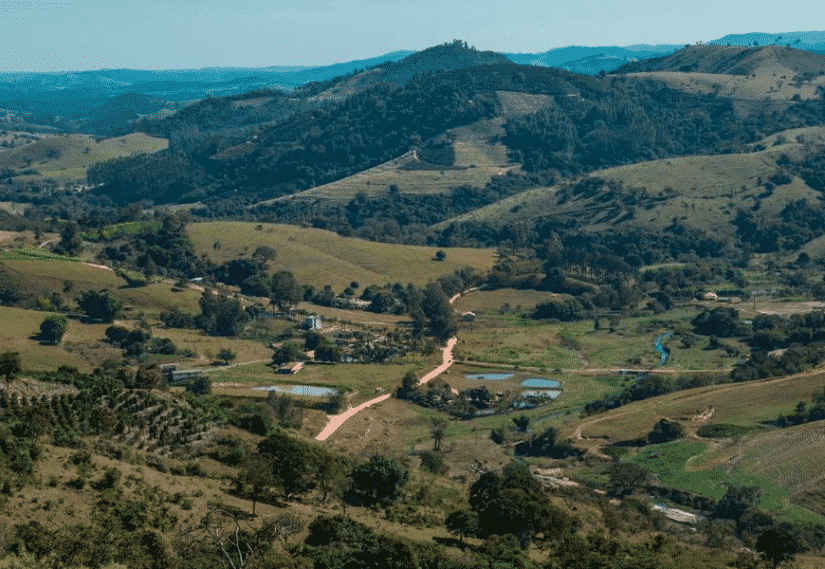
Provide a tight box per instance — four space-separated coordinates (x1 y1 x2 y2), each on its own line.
295 302 408 329
438 136 822 239
0 259 205 319
2 132 167 182
0 258 122 296
454 304 738 372
188 222 497 291
563 368 825 445
206 360 424 407
0 306 109 372
627 70 825 105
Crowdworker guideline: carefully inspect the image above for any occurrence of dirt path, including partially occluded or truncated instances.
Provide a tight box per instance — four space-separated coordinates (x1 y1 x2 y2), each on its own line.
573 409 632 440
315 288 473 442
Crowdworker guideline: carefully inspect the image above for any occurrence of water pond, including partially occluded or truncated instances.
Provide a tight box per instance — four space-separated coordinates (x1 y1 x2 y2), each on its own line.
520 378 561 388
255 385 339 397
465 373 514 381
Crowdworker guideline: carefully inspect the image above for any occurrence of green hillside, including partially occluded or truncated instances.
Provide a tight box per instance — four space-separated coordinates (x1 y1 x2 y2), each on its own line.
187 222 497 290
0 132 168 182
436 126 825 244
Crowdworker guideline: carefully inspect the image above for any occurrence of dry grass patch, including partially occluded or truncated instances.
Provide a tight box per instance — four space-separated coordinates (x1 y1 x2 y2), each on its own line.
2 132 167 182
188 222 496 291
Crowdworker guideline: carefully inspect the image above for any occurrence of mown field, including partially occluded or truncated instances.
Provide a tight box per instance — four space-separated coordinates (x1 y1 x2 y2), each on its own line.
188 222 497 291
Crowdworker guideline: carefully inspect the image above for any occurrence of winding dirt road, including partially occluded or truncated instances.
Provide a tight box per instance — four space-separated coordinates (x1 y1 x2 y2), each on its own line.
315 289 472 441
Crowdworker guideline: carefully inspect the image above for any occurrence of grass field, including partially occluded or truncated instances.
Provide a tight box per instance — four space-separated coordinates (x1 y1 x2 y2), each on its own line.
80 220 161 240
454 304 739 372
0 258 122 297
187 222 497 291
206 360 425 407
562 369 825 446
0 306 110 372
0 132 168 182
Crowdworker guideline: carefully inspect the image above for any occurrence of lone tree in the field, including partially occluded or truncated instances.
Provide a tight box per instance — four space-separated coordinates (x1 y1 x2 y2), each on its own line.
434 250 447 261
217 348 237 366
0 352 21 384
39 314 69 345
445 510 479 546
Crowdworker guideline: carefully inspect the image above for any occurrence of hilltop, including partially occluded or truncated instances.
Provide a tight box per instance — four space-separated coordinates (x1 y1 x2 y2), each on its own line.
613 44 825 77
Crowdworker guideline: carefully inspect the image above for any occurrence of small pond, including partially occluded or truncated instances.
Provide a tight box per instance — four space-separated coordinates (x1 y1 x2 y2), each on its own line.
255 385 339 397
520 389 562 399
465 373 514 381
520 378 561 388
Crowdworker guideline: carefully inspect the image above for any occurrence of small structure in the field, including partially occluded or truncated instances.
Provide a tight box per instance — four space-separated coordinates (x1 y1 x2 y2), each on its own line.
701 292 718 302
277 362 304 374
168 369 205 383
304 315 322 330
461 311 476 322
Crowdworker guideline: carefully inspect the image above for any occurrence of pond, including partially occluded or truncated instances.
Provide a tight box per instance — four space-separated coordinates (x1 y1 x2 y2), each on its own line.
465 373 514 381
255 385 339 397
520 389 562 399
520 378 561 388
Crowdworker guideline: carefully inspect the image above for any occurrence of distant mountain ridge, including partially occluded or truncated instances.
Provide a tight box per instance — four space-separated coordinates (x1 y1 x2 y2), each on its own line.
3 31 824 135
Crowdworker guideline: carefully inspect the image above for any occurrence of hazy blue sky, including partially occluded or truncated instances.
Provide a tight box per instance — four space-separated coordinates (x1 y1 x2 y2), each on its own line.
1 0 820 71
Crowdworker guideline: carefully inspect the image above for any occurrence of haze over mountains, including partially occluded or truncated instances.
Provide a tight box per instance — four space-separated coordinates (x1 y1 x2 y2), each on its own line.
2 30 824 136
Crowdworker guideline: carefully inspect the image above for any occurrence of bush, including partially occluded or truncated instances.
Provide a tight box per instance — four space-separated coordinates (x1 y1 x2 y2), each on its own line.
418 451 448 475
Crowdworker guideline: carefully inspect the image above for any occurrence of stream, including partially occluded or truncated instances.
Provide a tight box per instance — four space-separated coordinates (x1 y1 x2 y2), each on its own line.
654 332 673 367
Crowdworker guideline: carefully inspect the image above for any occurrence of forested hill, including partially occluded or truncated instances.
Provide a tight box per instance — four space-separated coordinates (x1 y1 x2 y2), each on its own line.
91 50 825 212
613 44 825 77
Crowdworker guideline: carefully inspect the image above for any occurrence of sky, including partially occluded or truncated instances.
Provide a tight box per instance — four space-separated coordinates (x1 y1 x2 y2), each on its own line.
0 0 820 71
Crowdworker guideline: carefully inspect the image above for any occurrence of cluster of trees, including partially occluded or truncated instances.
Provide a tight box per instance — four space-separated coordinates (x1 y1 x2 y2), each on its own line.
461 462 577 547
731 342 825 382
583 372 730 415
397 376 508 419
105 325 177 357
97 212 211 279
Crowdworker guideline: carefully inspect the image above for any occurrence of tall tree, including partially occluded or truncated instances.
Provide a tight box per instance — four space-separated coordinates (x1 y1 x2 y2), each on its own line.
270 271 301 310
422 282 457 341
235 454 277 516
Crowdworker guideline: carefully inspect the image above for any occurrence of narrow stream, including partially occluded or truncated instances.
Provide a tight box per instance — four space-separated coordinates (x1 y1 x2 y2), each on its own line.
654 331 673 367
